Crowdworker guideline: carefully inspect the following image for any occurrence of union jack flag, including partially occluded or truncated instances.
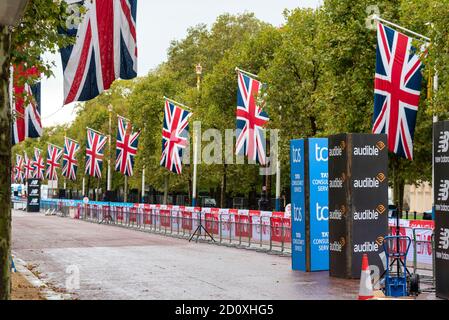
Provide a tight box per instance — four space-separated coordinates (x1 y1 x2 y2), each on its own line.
85 129 108 178
23 152 34 180
32 148 45 179
61 0 137 105
372 23 424 160
14 154 24 184
236 71 269 165
11 64 42 145
63 137 80 181
115 117 140 176
160 100 192 174
46 144 63 181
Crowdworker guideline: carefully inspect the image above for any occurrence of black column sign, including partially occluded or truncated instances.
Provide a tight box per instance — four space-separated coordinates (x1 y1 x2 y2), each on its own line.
27 179 41 212
434 121 449 300
329 133 388 278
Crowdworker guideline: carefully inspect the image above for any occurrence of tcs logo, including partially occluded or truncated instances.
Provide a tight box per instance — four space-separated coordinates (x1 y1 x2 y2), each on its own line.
316 202 328 221
315 144 328 162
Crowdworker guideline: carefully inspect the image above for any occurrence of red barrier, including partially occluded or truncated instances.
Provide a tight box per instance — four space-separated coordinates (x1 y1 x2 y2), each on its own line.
130 207 137 222
143 208 152 225
283 218 291 242
205 213 219 234
116 206 124 221
160 209 171 227
271 217 284 242
235 215 251 238
181 211 192 230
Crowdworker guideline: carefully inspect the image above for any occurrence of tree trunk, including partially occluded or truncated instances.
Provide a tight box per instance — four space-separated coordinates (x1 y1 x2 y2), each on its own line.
0 25 12 300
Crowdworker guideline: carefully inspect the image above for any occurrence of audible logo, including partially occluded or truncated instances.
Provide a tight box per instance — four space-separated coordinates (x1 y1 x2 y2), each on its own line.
329 205 346 220
376 172 386 183
353 236 384 253
376 236 385 246
353 241 379 253
329 173 346 188
353 173 386 188
376 204 386 215
376 141 386 151
330 237 346 252
353 209 378 220
353 145 379 156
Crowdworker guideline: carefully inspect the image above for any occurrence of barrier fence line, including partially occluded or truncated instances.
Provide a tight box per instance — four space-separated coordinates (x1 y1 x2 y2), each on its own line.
38 199 292 256
17 198 435 281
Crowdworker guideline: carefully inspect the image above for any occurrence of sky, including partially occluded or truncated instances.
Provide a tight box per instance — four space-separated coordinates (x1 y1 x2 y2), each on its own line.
41 0 320 127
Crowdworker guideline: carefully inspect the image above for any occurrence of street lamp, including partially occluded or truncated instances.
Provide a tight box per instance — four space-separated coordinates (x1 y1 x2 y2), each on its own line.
0 0 29 26
195 63 202 91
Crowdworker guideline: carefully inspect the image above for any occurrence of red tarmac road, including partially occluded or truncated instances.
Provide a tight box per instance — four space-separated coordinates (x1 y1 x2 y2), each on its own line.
12 210 362 300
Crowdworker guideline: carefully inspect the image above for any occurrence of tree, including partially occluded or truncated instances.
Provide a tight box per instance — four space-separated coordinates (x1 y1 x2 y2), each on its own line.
1 0 71 300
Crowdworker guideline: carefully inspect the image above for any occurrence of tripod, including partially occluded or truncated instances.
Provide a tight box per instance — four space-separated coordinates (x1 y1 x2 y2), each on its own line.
189 210 216 242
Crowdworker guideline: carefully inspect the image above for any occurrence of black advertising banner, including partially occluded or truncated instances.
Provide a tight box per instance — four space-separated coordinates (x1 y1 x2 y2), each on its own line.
329 133 388 279
433 121 449 300
328 134 349 278
350 134 388 278
27 178 41 212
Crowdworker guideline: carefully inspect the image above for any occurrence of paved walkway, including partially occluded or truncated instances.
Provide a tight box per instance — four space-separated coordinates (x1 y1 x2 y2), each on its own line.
12 210 362 300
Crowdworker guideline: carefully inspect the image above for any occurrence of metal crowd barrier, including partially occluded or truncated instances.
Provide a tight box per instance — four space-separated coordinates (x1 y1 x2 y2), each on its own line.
40 201 292 256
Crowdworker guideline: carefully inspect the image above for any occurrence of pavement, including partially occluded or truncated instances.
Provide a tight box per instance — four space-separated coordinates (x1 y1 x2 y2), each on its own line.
11 210 434 300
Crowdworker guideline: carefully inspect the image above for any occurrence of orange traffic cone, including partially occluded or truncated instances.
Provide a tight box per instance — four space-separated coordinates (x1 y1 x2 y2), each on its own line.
358 254 374 300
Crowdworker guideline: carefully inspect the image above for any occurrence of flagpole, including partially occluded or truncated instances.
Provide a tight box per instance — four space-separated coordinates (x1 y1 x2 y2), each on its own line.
163 96 193 111
124 175 128 203
432 72 438 220
192 64 202 206
141 123 146 203
235 67 259 79
82 176 85 197
371 15 430 42
107 105 113 193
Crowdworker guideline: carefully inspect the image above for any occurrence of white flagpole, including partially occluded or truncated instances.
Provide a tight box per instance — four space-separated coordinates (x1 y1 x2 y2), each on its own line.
235 67 259 79
82 176 85 197
372 15 430 42
107 105 113 192
192 128 199 206
432 72 438 219
191 64 202 206
141 165 145 202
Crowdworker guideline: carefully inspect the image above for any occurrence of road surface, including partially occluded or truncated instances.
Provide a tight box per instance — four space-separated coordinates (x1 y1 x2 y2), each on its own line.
12 210 364 300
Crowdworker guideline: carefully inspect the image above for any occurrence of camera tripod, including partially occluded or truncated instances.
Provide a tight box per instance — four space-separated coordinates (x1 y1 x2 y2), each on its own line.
189 210 216 242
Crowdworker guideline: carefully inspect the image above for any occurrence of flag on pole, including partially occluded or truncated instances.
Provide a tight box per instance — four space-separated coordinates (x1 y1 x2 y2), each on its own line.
236 70 269 165
372 22 424 160
160 100 192 174
61 0 138 105
11 64 42 145
23 152 34 180
85 128 108 178
63 137 80 181
115 117 140 176
32 148 45 179
14 154 24 184
46 144 63 181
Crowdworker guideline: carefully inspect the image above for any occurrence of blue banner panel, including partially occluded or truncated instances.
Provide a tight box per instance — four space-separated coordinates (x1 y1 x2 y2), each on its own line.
308 138 329 271
290 139 306 271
